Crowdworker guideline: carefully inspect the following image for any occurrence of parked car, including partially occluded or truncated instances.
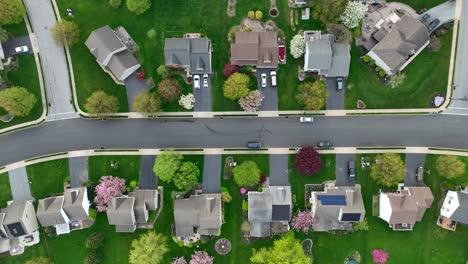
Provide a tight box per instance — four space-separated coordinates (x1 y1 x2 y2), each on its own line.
15 46 29 54
193 75 200 89
270 71 277 87
349 160 356 179
416 166 424 181
203 74 209 88
427 19 440 32
299 116 314 123
247 142 262 149
420 14 430 24
261 73 267 88
336 77 344 91
316 141 332 148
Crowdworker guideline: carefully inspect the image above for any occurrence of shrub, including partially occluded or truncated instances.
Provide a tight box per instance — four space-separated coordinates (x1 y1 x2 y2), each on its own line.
257 186 263 192
86 232 105 249
352 218 369 231
157 78 182 103
375 66 381 72
157 65 172 78
295 147 323 176
85 250 102 264
25 257 51 264
241 221 251 232
242 200 248 212
260 173 267 183
178 93 195 110
388 73 405 88
353 26 361 37
239 90 264 112
378 70 386 77
371 249 389 264
220 186 229 193
248 11 255 19
130 181 137 188
369 59 375 66
147 28 157 39
88 208 97 220
221 192 232 203
255 10 263 20
172 257 187 264
362 55 371 63
126 0 151 15
109 0 122 8
223 63 240 78
190 251 214 264
233 161 261 187
291 211 314 232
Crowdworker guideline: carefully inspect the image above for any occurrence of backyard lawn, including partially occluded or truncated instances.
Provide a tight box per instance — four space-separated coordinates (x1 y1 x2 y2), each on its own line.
0 173 12 207
26 158 69 199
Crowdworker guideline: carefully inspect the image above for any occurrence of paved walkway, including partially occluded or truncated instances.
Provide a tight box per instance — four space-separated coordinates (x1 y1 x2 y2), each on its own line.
139 155 157 189
335 154 355 187
23 0 78 121
405 154 426 187
68 157 88 188
8 167 33 201
202 155 221 193
269 154 289 185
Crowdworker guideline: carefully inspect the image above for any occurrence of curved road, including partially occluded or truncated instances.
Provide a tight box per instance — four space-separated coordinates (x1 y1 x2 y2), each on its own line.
0 114 466 167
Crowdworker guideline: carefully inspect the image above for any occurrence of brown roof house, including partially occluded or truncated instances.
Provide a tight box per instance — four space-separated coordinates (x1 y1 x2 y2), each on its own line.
248 186 292 237
85 25 140 84
309 181 365 231
106 189 158 233
379 184 434 231
363 12 430 75
0 200 40 256
173 193 222 238
230 32 279 68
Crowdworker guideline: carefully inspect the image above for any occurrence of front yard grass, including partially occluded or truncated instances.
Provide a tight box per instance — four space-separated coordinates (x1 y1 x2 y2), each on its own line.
88 155 140 184
26 158 69 199
0 172 12 207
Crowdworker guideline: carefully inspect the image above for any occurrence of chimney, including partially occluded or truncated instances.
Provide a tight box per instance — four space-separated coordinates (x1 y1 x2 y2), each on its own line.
345 190 355 207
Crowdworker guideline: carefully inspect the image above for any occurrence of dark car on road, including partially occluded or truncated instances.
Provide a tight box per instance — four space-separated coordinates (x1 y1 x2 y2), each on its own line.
247 142 262 149
316 141 332 148
427 19 440 32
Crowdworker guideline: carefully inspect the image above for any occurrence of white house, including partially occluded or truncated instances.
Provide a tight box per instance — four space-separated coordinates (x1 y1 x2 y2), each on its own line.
440 190 468 224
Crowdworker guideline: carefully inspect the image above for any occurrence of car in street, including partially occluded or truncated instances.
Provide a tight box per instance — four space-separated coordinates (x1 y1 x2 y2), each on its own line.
420 14 430 24
316 141 332 148
261 73 267 88
299 116 314 123
193 75 200 89
247 142 262 149
270 71 277 87
349 160 356 179
203 74 209 88
427 19 440 32
15 46 29 54
336 77 344 91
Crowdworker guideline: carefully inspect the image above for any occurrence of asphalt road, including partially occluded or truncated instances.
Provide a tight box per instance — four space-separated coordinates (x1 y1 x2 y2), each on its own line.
0 114 467 167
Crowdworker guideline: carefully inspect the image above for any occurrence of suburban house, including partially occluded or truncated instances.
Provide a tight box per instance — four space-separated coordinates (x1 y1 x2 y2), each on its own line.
36 187 90 235
0 201 40 256
379 184 434 231
230 32 279 68
106 189 158 233
85 25 141 84
309 181 365 231
438 190 468 230
164 37 212 76
303 31 351 77
248 186 292 238
173 193 222 238
361 9 430 75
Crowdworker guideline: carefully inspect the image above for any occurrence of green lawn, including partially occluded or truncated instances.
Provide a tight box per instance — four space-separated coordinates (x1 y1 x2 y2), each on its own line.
26 159 69 199
88 155 140 184
0 172 12 207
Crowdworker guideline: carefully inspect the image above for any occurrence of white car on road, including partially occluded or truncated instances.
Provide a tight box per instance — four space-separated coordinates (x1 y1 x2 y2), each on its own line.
299 116 314 123
261 73 267 88
193 75 200 89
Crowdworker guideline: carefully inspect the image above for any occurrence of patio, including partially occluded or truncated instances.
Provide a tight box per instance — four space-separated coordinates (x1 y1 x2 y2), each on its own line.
437 215 457 231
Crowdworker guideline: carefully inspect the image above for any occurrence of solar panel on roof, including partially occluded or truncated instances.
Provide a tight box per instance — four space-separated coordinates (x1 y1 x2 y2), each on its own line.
317 195 347 206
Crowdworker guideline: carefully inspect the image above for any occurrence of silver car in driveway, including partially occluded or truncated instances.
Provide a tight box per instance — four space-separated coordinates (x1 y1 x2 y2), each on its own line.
203 74 209 88
15 46 29 54
261 73 267 88
193 75 200 89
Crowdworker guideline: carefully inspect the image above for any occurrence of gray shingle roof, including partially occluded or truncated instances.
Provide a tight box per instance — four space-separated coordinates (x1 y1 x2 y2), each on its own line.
106 197 136 227
36 196 67 227
3 201 38 237
63 187 89 221
128 189 158 224
164 38 212 74
451 191 468 224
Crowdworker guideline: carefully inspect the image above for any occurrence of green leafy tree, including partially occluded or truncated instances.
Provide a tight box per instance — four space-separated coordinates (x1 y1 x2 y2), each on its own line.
296 81 327 110
0 86 37 116
84 91 119 113
109 0 122 8
436 155 466 179
85 232 105 249
250 232 311 264
173 161 200 190
129 232 168 264
233 160 260 187
51 20 80 47
223 73 250 100
157 78 182 103
133 91 161 113
0 0 26 25
153 151 183 182
156 65 171 78
370 153 405 187
0 25 9 42
25 257 51 264
312 0 347 25
126 0 151 15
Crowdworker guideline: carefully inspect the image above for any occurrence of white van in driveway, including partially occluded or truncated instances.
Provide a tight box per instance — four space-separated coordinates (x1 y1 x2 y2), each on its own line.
270 71 277 87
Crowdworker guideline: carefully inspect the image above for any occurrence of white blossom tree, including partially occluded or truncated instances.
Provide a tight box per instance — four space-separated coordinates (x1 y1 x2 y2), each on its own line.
340 1 368 29
178 93 195 110
290 34 305 59
239 90 264 112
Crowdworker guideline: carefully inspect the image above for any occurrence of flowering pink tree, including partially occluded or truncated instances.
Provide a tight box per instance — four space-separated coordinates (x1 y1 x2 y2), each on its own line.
172 257 187 264
372 249 389 263
189 251 214 264
291 210 314 232
239 90 264 112
94 176 126 212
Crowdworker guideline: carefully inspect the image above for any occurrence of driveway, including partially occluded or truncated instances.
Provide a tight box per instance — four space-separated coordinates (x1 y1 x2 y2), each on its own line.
8 167 33 201
23 0 78 120
269 154 289 186
193 74 212 112
202 155 221 193
256 69 278 111
335 154 355 187
69 157 88 188
2 36 33 57
124 73 151 112
326 77 344 110
139 155 157 189
405 154 426 187
421 0 456 32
